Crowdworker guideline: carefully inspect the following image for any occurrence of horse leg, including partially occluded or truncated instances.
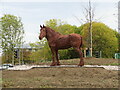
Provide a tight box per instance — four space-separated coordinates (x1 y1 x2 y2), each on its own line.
75 48 84 67
55 50 60 65
78 49 84 66
50 48 56 66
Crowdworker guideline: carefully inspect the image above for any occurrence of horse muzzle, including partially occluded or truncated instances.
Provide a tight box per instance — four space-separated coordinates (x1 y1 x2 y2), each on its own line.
39 37 42 40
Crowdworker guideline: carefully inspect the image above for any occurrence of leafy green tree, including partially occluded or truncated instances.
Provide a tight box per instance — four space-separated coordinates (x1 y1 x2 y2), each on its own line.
80 22 119 58
58 24 77 34
45 19 77 34
45 19 65 31
29 39 52 62
114 31 120 53
0 14 24 64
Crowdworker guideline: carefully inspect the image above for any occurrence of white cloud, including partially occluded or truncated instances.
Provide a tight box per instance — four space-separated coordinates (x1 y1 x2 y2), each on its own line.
0 0 120 3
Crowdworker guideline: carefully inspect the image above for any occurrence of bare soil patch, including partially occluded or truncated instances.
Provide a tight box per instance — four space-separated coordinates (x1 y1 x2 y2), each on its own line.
2 58 119 88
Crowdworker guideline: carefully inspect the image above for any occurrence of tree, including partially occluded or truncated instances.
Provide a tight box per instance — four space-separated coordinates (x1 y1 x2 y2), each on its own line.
58 24 76 35
83 0 95 56
29 40 52 62
45 19 78 34
0 14 24 64
114 31 120 52
80 22 119 58
75 0 95 56
29 40 52 61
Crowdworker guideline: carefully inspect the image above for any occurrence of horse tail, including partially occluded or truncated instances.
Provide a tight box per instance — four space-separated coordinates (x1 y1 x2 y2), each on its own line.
80 36 83 48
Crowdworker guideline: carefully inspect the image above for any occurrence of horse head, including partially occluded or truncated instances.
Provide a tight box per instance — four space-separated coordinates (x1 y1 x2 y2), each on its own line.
39 25 47 40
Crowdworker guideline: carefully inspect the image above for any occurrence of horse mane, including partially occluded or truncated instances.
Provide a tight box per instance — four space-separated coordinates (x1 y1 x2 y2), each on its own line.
45 27 61 35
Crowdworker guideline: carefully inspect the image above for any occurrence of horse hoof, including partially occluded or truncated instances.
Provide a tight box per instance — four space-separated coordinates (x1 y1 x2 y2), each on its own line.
78 64 84 67
50 64 56 66
78 61 84 67
50 63 56 66
78 65 83 67
56 62 60 65
56 63 60 66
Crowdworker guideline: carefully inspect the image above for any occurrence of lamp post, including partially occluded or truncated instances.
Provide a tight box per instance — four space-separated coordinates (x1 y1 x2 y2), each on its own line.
118 1 120 34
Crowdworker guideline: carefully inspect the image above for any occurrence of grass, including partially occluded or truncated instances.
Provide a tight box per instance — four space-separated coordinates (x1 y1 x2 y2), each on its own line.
13 57 119 66
3 81 14 87
36 57 119 66
104 63 120 66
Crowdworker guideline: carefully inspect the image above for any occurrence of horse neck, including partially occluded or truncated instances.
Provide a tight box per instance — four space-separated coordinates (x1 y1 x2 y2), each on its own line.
46 28 61 41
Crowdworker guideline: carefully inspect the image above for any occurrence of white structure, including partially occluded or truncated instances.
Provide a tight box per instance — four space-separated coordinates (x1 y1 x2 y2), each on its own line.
118 1 120 33
7 65 120 71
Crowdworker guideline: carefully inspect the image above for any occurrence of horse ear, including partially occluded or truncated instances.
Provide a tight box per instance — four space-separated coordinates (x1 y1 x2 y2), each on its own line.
40 25 42 28
43 24 45 28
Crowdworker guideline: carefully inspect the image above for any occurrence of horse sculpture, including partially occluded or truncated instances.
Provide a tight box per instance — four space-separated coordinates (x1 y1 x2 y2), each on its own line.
39 25 84 66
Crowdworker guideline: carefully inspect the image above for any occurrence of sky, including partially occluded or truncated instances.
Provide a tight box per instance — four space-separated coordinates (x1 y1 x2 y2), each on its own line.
0 0 119 44
0 0 120 2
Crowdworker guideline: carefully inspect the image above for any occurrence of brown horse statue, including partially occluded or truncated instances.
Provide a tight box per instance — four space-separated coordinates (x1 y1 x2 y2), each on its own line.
39 25 84 66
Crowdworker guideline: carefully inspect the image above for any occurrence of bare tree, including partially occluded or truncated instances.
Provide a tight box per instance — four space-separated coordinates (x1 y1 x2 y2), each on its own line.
75 0 95 57
87 0 94 57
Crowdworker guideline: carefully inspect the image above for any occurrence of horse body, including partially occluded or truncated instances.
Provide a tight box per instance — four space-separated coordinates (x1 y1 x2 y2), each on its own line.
39 25 84 66
54 35 71 49
55 34 82 50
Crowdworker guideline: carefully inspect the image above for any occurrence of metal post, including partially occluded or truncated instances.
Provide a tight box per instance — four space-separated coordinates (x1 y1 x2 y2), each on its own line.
118 1 120 34
100 51 102 58
84 48 87 58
